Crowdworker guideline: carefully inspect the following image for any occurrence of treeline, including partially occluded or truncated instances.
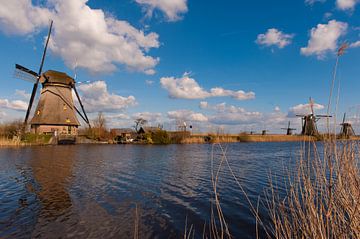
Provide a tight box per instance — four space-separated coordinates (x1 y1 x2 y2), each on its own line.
0 120 23 139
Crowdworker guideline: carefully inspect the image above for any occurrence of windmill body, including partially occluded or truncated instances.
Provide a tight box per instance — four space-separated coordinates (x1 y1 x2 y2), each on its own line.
30 70 80 135
296 98 331 136
301 115 319 136
339 113 355 138
14 21 90 141
281 121 296 135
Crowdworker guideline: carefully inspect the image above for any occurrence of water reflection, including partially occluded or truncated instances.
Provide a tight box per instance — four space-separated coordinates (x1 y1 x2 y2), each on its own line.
0 143 305 238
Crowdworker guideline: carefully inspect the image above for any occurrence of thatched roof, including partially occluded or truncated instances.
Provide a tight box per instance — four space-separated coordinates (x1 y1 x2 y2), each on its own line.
40 70 75 86
30 84 80 126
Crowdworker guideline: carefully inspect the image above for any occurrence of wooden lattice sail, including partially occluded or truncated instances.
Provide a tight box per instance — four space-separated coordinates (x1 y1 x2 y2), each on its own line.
30 71 80 135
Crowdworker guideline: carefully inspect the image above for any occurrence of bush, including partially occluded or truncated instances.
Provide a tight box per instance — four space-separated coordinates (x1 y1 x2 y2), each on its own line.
150 130 170 145
0 120 23 139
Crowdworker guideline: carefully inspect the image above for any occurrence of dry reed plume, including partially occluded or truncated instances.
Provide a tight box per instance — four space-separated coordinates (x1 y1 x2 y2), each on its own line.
266 140 360 238
185 140 359 239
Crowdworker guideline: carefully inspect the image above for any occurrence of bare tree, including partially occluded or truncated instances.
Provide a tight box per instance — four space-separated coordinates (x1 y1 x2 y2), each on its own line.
92 112 107 140
134 118 147 133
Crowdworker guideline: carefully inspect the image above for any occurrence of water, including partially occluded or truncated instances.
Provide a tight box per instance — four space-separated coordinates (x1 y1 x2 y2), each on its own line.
0 142 304 238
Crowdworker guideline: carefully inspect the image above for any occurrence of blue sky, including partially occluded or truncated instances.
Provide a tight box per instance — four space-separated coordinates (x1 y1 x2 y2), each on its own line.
0 0 359 133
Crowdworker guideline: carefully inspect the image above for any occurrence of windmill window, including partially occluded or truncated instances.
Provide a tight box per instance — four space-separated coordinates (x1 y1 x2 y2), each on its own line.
63 104 67 110
66 118 71 123
37 110 41 115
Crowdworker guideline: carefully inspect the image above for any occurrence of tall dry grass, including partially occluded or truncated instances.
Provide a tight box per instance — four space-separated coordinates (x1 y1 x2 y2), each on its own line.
185 140 359 239
266 140 360 238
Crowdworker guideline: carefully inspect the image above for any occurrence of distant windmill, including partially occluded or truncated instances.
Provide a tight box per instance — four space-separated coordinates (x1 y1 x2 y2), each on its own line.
14 21 90 138
296 97 331 136
339 113 355 138
177 121 187 132
281 121 296 135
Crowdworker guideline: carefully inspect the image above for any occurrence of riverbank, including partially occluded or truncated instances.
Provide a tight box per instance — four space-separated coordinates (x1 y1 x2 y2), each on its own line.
181 134 317 143
1 134 359 147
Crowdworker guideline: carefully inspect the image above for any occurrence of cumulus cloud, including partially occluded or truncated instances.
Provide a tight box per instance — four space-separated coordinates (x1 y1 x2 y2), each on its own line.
305 0 326 5
256 28 294 49
0 99 28 111
0 111 6 119
350 40 360 48
288 102 325 117
0 0 160 74
301 20 348 58
336 0 359 10
77 81 137 113
136 0 188 21
201 102 262 125
15 90 31 99
0 0 52 35
132 112 162 122
160 73 255 100
145 80 155 85
167 110 208 122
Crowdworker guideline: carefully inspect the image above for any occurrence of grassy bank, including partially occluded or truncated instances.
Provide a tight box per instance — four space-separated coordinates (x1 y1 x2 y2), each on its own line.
0 134 53 147
181 134 318 144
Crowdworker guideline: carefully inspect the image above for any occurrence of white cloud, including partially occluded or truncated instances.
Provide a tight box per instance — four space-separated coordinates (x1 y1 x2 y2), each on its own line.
15 90 31 99
288 102 325 117
336 0 359 10
106 113 130 120
0 99 28 111
0 111 6 119
256 28 294 49
199 101 208 109
145 80 155 85
0 0 160 74
305 0 326 5
160 73 255 100
301 20 348 58
0 0 52 35
77 81 137 113
136 0 188 21
350 40 360 48
132 112 162 122
203 102 262 125
167 110 208 122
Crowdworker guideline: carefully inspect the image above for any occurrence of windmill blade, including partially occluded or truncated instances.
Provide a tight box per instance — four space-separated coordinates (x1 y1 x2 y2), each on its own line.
296 114 306 117
14 65 38 83
24 20 53 125
37 20 53 76
316 115 332 118
73 85 91 128
24 83 39 124
309 97 315 115
342 113 346 124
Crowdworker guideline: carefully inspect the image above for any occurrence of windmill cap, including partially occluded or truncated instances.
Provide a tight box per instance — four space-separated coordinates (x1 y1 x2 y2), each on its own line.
40 70 75 86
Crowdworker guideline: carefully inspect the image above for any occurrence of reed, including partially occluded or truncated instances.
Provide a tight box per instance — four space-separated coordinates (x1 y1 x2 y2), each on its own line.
265 140 360 238
184 139 360 239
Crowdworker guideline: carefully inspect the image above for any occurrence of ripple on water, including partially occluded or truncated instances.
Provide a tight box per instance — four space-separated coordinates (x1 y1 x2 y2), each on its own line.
0 142 304 238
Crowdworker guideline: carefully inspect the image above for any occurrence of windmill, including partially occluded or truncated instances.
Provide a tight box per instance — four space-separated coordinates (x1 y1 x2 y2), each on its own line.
281 121 296 135
14 21 90 137
296 97 331 136
339 113 355 138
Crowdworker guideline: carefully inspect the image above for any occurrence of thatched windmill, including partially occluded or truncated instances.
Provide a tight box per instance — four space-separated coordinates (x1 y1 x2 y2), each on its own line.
14 21 90 138
281 121 296 135
296 98 331 136
339 113 355 138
